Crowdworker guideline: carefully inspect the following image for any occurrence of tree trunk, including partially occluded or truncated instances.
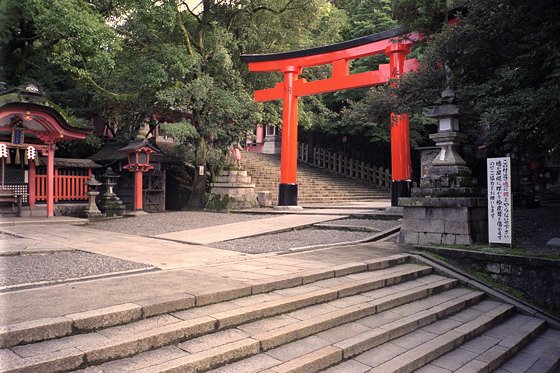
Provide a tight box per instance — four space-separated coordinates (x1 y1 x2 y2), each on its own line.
187 136 208 210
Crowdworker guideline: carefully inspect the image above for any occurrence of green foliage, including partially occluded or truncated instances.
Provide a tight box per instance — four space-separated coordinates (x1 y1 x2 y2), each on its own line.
56 134 105 159
4 0 347 208
393 0 560 163
205 194 235 212
392 0 447 34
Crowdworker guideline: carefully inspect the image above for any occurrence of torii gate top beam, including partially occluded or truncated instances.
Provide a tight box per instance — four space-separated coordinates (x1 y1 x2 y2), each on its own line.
242 27 420 101
242 26 412 68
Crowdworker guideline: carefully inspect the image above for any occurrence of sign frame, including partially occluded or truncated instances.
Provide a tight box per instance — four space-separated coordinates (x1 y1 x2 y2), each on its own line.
487 157 513 246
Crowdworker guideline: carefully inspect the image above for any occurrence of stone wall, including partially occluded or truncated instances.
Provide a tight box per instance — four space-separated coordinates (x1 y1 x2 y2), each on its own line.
55 203 88 216
398 197 487 245
208 170 258 211
415 246 560 315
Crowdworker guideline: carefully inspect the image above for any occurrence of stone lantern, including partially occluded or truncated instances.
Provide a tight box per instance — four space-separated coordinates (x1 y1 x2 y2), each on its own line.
97 167 125 217
81 174 103 219
421 103 474 188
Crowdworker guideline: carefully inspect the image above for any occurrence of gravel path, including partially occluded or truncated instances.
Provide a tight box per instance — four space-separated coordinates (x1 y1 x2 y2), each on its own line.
0 250 152 288
209 227 377 254
318 218 400 231
88 211 273 237
88 213 398 254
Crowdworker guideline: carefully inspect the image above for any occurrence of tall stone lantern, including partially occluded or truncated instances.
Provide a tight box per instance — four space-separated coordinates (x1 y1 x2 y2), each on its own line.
421 103 474 189
398 91 487 245
97 167 125 217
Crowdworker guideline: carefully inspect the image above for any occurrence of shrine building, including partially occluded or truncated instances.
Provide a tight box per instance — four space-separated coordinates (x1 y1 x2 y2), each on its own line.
0 83 95 217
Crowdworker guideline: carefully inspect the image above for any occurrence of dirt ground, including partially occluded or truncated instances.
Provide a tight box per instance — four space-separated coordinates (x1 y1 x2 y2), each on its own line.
513 199 560 255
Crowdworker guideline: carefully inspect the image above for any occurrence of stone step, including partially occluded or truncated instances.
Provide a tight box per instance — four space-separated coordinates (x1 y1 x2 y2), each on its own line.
0 255 409 349
3 253 553 373
319 302 529 373
487 327 560 373
240 152 390 204
81 285 484 372
1 258 446 372
415 313 549 373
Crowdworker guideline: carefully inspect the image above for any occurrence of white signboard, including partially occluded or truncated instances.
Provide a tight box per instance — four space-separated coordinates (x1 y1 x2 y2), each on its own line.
487 157 512 244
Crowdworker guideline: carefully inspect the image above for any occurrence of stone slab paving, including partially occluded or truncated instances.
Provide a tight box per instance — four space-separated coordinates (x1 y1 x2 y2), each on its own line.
0 216 87 227
0 224 248 270
0 237 73 255
154 214 347 244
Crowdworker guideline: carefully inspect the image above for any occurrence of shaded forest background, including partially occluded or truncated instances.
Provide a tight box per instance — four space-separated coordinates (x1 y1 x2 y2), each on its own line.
1 0 558 207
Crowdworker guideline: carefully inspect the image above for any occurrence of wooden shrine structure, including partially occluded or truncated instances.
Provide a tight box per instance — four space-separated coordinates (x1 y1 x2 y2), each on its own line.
0 83 92 217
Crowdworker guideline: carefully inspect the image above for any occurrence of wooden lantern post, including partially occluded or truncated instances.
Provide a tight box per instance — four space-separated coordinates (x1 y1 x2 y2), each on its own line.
119 139 158 213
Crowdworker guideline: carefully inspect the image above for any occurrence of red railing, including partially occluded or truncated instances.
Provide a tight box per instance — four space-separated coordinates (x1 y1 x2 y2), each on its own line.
35 174 89 202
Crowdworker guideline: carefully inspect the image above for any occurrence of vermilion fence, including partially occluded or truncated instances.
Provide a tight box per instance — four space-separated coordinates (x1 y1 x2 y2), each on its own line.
35 174 90 202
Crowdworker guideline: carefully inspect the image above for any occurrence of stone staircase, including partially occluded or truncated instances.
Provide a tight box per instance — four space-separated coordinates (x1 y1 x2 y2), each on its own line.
240 152 389 205
1 254 558 372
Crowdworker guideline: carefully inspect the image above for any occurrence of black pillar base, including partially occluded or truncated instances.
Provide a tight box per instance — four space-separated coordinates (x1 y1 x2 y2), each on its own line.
278 183 298 206
391 180 412 206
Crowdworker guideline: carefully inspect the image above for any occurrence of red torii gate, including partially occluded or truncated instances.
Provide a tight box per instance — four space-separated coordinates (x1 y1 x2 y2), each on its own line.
241 26 419 206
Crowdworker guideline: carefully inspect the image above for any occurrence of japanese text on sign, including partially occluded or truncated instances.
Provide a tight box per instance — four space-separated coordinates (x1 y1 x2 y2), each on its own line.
487 157 512 244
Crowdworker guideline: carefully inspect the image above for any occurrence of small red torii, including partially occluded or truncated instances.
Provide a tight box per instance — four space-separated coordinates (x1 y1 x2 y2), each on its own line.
241 26 420 206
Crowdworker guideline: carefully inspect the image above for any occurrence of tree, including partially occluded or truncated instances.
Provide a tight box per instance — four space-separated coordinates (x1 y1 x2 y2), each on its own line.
314 0 433 167
392 0 560 165
1 0 345 209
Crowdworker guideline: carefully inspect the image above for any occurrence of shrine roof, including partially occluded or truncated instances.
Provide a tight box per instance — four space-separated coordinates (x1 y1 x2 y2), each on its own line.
241 26 409 63
119 138 159 153
90 140 181 165
0 83 92 137
38 157 102 168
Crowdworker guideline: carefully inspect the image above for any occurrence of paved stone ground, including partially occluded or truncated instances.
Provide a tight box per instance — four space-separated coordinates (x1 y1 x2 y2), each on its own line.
0 213 396 290
88 211 274 237
1 200 555 292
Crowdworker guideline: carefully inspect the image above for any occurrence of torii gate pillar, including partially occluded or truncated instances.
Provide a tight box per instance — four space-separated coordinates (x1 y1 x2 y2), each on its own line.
386 44 413 205
279 66 301 205
242 27 419 207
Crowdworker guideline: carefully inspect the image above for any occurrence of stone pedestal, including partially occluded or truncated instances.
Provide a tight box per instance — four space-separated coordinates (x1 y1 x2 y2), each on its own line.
82 190 103 219
98 193 126 217
398 193 488 245
257 191 273 207
398 101 488 246
262 135 281 155
208 170 258 211
399 157 487 245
